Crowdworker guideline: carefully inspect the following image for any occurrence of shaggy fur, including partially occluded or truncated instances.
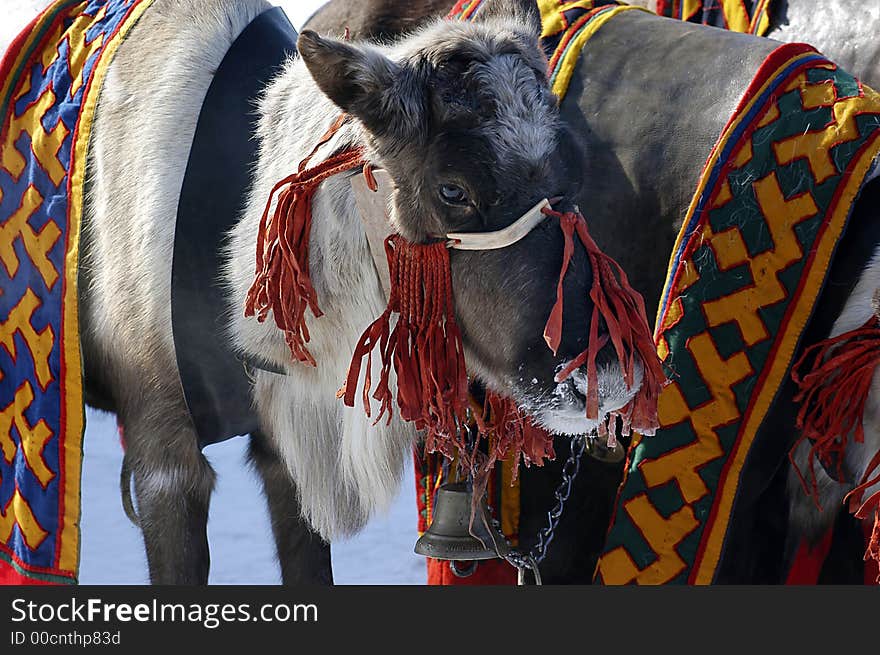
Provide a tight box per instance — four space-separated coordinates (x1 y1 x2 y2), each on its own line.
224 7 527 540
224 0 609 539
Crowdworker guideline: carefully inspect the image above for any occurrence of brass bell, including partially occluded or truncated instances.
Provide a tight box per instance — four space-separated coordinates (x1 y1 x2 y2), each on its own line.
414 482 510 561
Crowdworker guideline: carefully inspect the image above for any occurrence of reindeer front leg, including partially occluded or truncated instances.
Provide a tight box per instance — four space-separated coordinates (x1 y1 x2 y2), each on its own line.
249 430 333 585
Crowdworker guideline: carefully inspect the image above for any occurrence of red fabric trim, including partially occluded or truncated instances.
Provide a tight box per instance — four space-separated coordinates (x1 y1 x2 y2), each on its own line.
446 0 473 18
0 564 61 585
785 528 835 584
427 558 516 585
0 555 68 586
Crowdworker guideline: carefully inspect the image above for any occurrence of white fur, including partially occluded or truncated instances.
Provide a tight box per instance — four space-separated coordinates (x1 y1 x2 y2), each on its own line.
530 361 643 436
220 48 417 538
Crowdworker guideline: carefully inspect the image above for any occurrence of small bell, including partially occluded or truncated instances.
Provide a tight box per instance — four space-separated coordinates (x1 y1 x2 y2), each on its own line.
414 482 510 561
587 436 626 464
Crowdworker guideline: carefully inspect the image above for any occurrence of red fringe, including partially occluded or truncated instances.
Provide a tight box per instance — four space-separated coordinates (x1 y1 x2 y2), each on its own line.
462 392 555 516
341 235 470 440
849 454 880 580
341 237 555 495
475 392 556 484
791 317 880 497
792 316 880 573
542 210 666 436
343 206 662 489
245 115 364 366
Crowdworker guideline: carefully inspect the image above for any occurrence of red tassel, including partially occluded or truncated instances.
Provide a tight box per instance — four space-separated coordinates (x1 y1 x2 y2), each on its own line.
342 235 470 442
245 115 364 366
459 391 556 515
862 515 880 585
864 509 880 581
846 451 880 579
792 316 880 573
475 392 556 482
542 209 666 436
342 237 555 494
791 317 880 500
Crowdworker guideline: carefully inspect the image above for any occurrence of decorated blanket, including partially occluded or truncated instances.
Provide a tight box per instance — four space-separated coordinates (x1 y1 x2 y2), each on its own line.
656 0 773 36
0 0 154 584
595 43 880 584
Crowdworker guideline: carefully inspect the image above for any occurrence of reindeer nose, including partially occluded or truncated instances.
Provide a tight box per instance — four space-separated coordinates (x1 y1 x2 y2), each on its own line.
549 195 577 214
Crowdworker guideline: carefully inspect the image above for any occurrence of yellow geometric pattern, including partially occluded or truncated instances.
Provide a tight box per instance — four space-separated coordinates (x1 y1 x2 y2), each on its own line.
1 0 156 583
599 495 699 585
774 87 880 185
0 290 55 391
0 185 62 289
0 382 56 489
640 334 752 504
658 0 774 37
702 172 819 346
598 47 880 584
0 86 70 187
0 490 49 552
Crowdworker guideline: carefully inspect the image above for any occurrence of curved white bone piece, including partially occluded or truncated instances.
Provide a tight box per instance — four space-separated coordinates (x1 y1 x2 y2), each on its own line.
446 198 552 250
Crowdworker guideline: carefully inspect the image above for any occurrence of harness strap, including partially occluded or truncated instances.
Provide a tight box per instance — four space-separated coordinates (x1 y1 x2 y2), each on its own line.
171 7 298 447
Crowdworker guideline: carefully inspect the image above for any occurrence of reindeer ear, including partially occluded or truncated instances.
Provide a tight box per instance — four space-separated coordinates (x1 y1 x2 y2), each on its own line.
472 0 543 36
298 30 423 138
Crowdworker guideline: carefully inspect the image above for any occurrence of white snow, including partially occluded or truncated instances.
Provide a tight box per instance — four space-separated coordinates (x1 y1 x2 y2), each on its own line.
79 409 425 584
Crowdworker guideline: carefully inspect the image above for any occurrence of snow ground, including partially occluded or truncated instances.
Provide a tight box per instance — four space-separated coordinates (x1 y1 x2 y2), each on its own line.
1 0 426 585
79 410 425 585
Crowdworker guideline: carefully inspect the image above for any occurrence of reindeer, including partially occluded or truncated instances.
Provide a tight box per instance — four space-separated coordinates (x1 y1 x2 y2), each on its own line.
50 0 661 584
306 0 880 582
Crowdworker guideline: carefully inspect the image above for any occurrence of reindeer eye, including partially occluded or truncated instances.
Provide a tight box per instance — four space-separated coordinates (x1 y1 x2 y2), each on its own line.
439 183 469 206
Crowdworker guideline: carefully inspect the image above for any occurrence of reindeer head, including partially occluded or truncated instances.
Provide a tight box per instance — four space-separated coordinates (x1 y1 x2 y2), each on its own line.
297 0 656 436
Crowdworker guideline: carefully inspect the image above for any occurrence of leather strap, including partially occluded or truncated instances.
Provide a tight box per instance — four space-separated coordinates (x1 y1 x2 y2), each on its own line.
171 7 298 449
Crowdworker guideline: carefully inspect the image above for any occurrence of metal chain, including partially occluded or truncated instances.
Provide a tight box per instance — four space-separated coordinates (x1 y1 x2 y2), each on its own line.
497 433 588 584
531 434 587 563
